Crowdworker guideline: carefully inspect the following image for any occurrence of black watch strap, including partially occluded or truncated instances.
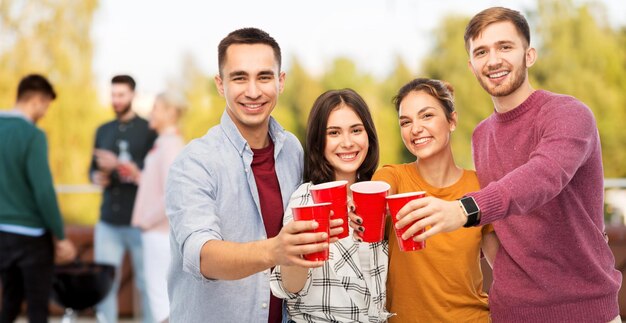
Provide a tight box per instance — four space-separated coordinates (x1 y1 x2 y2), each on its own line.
459 196 481 227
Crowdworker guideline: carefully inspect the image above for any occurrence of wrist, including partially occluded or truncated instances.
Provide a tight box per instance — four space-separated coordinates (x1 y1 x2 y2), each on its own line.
261 237 278 267
455 201 467 227
458 196 481 227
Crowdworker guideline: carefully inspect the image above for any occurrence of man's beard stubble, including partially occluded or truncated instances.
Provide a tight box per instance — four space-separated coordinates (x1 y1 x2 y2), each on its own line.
476 53 528 98
115 102 132 118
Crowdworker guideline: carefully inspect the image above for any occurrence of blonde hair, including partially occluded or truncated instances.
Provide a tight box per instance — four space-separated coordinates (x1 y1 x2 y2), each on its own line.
156 91 188 117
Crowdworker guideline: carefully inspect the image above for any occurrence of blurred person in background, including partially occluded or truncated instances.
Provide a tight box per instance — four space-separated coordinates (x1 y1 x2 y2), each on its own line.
0 74 76 323
89 75 157 323
124 91 188 323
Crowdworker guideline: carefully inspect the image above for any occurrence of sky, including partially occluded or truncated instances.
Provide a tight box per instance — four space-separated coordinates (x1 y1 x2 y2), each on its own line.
91 0 626 106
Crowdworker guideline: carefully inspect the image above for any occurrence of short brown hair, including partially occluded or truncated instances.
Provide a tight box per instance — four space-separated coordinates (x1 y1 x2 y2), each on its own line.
111 74 136 91
392 78 455 122
17 74 56 101
303 89 379 184
217 28 281 76
464 7 530 52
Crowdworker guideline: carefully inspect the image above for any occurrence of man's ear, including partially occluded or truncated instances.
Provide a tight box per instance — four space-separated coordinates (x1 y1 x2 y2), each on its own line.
214 74 225 97
467 59 477 77
278 71 286 94
525 47 537 68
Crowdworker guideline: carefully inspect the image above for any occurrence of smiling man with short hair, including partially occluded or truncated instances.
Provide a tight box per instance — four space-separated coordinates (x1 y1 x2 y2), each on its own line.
166 28 330 323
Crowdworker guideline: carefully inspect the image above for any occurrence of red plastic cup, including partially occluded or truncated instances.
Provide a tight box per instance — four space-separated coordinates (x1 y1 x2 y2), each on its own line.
350 181 391 243
291 202 331 261
309 180 349 239
116 163 134 183
387 191 427 251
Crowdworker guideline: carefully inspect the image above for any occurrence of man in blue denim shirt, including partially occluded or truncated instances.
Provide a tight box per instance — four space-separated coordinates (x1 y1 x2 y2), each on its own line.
166 28 332 322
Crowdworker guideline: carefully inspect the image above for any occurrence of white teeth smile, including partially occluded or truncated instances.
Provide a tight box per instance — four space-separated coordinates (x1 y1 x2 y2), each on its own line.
338 153 357 160
488 71 509 79
413 137 431 145
243 103 262 108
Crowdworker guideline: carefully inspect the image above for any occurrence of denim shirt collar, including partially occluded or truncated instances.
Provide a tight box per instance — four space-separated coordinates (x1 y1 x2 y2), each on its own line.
220 110 286 158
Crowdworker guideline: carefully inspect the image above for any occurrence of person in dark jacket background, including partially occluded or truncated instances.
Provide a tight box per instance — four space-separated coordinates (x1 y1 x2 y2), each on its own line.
89 75 156 323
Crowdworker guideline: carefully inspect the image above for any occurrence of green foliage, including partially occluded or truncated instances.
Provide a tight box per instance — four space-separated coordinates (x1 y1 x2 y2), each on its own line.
173 53 221 142
532 0 626 177
276 57 324 141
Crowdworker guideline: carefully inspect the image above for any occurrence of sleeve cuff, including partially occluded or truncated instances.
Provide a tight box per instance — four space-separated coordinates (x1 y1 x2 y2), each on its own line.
269 266 313 300
467 183 507 225
182 230 222 282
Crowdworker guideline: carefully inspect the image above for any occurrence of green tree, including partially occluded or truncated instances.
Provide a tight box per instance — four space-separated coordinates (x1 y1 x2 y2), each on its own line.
533 0 626 177
174 53 222 142
278 57 323 141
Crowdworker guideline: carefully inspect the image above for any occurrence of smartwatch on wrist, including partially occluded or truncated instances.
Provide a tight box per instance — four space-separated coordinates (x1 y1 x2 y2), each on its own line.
458 196 481 227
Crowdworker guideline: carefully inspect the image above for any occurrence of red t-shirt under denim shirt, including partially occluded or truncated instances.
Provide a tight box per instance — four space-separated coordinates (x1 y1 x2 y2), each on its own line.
251 138 284 323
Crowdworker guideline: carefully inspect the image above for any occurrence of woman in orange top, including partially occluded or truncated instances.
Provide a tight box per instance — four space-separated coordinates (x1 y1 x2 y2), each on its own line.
351 78 499 322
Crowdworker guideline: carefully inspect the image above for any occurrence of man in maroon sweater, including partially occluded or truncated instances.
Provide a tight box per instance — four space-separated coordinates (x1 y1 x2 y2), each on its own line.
395 6 621 322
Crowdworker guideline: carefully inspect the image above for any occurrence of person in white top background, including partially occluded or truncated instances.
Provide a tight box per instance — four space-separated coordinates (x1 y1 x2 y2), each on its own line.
124 91 188 323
